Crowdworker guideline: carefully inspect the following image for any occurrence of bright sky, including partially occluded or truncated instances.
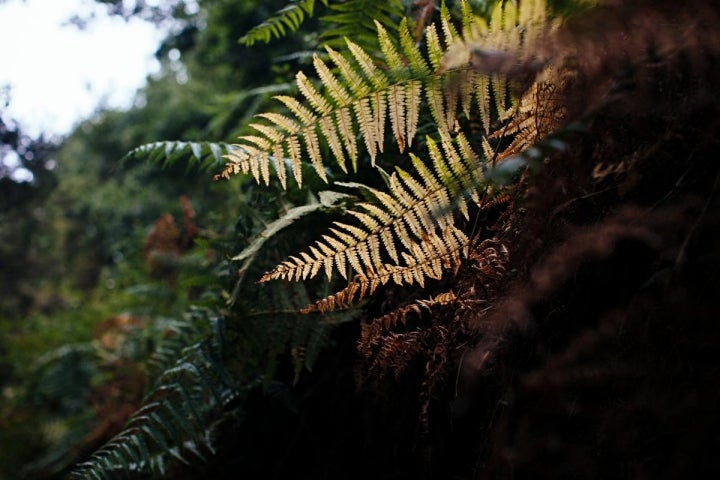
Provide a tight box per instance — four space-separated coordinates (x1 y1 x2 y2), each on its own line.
0 0 165 138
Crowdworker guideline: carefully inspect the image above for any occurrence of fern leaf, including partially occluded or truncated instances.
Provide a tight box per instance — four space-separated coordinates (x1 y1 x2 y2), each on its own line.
406 81 422 148
313 54 352 107
426 79 449 133
346 38 388 90
459 0 476 39
224 19 431 186
354 97 379 164
336 106 358 171
324 45 370 97
302 126 326 181
72 341 234 479
124 141 234 174
297 71 333 115
475 72 492 133
230 191 351 288
319 0 404 51
256 112 301 134
261 132 483 306
275 95 317 126
318 115 348 172
438 0 553 129
286 135 304 186
221 0 552 191
240 0 328 46
426 23 444 72
304 224 469 313
440 1 460 49
399 17 431 77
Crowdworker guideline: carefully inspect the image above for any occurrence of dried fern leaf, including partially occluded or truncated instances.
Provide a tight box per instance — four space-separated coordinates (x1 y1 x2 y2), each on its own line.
304 225 469 313
270 131 485 312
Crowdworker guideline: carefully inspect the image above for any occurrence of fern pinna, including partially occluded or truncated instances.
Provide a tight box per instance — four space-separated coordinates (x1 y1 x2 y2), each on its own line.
219 0 552 311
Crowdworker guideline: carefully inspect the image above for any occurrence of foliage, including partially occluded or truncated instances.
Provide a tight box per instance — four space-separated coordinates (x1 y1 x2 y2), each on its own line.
5 0 720 478
122 140 237 173
318 0 406 50
240 0 329 46
0 116 59 315
239 0 406 51
36 0 560 476
222 0 553 313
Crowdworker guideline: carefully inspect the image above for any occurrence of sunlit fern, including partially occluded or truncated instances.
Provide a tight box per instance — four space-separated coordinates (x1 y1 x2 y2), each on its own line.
262 131 484 312
219 0 551 188
438 0 553 134
221 0 553 312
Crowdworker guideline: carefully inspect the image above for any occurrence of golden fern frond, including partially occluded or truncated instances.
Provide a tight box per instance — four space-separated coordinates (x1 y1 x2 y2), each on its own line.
302 224 468 313
260 132 481 285
220 30 426 186
226 1 556 313
440 2 460 49
220 1 551 187
440 0 553 133
261 132 483 313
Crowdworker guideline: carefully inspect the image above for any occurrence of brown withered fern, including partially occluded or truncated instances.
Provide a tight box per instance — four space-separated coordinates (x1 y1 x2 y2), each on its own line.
356 209 514 432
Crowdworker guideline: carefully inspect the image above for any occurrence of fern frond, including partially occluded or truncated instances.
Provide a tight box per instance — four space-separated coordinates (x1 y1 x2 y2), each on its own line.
221 0 552 187
491 70 567 160
223 1 554 311
439 0 553 131
239 0 329 46
221 28 435 186
303 224 469 313
264 132 483 311
439 1 460 48
147 315 204 378
124 141 235 173
398 17 431 77
319 0 405 51
362 290 457 341
222 20 427 184
71 339 236 479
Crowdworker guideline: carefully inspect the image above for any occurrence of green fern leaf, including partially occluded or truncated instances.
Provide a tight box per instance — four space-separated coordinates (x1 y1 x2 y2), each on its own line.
240 0 329 46
71 337 234 479
319 0 404 51
124 141 235 173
